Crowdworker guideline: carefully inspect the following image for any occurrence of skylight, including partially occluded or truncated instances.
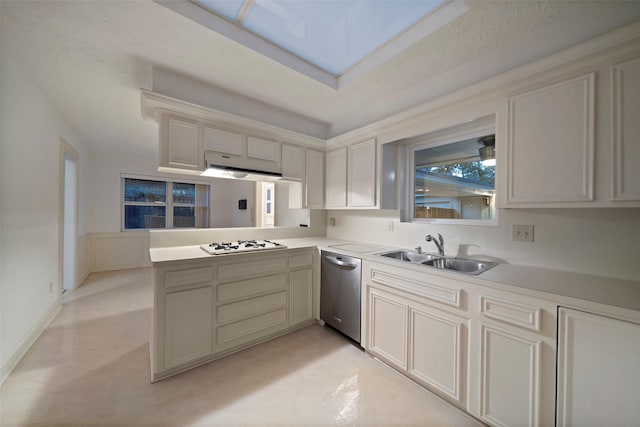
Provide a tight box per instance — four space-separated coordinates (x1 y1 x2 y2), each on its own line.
171 0 467 88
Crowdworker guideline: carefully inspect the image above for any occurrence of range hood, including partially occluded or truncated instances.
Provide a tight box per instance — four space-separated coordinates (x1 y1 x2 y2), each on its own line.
201 151 283 181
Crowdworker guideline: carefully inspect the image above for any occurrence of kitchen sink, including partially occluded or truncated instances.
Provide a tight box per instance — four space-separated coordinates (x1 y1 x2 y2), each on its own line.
376 250 497 275
378 250 441 264
421 257 497 275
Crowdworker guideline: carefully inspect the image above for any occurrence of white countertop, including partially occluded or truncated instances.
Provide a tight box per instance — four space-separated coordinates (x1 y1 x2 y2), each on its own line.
150 237 640 314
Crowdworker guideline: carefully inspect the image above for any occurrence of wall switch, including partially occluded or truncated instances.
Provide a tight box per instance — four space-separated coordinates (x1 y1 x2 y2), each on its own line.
49 281 53 293
388 221 394 232
329 217 336 227
512 225 534 243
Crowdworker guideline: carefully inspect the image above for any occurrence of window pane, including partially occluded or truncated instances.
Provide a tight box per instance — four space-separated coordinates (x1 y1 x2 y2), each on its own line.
173 207 195 228
124 178 166 203
124 205 166 229
173 182 196 204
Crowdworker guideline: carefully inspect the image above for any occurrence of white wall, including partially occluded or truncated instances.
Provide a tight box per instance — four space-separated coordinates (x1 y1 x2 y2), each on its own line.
210 179 255 228
326 208 640 282
1 51 90 382
275 182 310 227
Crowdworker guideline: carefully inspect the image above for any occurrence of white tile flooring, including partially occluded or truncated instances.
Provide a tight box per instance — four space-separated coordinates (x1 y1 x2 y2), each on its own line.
1 268 484 426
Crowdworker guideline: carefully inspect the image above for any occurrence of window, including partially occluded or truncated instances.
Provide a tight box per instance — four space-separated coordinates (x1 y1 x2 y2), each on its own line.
403 116 497 224
122 177 209 230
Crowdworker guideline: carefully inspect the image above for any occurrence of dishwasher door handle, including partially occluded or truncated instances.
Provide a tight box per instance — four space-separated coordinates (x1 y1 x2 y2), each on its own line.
324 255 358 269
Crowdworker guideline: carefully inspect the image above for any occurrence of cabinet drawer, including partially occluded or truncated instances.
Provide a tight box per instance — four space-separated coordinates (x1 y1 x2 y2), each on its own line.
217 291 286 324
370 268 462 309
165 266 213 290
217 273 287 302
216 308 287 344
217 256 287 282
289 252 313 269
480 295 541 332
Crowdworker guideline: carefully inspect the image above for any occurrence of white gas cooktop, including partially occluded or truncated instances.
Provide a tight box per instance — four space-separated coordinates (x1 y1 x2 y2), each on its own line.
200 239 287 255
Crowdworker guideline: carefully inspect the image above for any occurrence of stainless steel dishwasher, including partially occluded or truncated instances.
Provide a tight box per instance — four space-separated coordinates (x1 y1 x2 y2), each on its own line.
320 250 362 344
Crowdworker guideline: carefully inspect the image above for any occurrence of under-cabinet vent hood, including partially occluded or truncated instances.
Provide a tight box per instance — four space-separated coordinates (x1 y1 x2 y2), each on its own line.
202 151 282 181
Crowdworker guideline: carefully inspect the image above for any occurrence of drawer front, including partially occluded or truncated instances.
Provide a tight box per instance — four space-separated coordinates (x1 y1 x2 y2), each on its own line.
289 252 313 269
217 256 287 283
480 295 541 332
217 273 287 302
216 308 287 344
217 291 287 324
371 268 462 308
165 266 213 290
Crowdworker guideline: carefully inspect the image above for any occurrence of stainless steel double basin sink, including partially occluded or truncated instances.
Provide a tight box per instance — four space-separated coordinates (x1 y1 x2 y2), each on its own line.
377 250 497 275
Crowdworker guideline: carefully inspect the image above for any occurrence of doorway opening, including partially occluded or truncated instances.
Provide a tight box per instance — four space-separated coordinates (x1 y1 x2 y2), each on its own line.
60 140 79 293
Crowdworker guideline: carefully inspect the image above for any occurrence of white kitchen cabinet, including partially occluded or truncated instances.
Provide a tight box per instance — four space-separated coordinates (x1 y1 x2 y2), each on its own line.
151 249 317 382
202 125 244 156
326 140 377 209
305 149 325 208
505 73 595 205
409 305 466 405
611 57 640 202
348 139 377 207
281 144 305 180
473 291 556 427
289 268 313 325
556 307 640 427
325 147 347 208
364 261 469 408
159 113 202 172
164 286 213 369
368 287 408 370
247 136 281 167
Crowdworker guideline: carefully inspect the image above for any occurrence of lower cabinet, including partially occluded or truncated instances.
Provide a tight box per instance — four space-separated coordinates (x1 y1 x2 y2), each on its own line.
164 286 213 369
556 307 640 426
152 249 316 381
473 291 557 427
366 280 468 408
289 268 313 325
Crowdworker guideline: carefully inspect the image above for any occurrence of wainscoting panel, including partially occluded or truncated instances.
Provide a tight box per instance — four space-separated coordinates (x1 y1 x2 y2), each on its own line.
89 232 151 272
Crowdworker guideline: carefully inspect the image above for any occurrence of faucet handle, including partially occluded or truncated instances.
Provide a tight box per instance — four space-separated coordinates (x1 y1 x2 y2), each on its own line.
414 246 422 254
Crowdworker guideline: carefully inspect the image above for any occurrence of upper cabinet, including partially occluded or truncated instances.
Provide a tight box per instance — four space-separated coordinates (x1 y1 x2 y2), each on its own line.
159 112 202 173
611 57 640 203
326 139 377 209
502 53 640 208
281 144 305 180
305 149 325 209
506 74 595 205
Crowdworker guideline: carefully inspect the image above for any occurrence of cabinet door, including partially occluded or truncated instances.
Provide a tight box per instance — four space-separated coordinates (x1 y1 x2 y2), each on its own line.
479 324 542 427
202 125 244 156
506 74 594 205
349 139 376 207
305 149 324 208
162 115 201 170
368 288 408 369
611 57 640 202
289 268 313 325
165 286 213 369
557 308 640 427
247 136 281 164
409 306 466 405
282 145 305 180
325 148 347 208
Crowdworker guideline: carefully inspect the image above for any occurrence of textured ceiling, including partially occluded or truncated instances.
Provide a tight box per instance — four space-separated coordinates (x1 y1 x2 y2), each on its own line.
2 1 640 157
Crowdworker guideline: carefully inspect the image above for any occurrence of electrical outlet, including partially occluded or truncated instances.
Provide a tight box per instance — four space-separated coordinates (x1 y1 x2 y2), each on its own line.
388 221 394 232
329 217 336 227
512 225 534 243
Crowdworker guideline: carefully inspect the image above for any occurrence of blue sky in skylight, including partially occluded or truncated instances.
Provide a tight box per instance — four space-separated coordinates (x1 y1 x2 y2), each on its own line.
197 0 244 21
196 0 446 75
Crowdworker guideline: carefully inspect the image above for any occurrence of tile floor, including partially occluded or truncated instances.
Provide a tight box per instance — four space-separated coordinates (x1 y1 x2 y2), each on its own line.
1 268 484 427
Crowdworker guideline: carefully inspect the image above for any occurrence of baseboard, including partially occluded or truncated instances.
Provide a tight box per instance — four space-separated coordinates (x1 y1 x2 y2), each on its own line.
0 301 62 385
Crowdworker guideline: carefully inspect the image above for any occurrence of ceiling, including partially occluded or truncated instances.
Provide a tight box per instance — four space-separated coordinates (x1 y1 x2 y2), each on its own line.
2 1 640 158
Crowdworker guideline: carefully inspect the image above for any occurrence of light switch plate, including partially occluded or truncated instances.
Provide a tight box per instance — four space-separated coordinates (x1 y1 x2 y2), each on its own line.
512 224 534 243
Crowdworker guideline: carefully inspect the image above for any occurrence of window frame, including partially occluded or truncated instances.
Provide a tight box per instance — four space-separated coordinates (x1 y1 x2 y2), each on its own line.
121 174 209 231
404 119 498 226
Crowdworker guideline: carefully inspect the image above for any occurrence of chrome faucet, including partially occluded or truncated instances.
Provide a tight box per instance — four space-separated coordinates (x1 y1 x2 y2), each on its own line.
425 233 445 256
